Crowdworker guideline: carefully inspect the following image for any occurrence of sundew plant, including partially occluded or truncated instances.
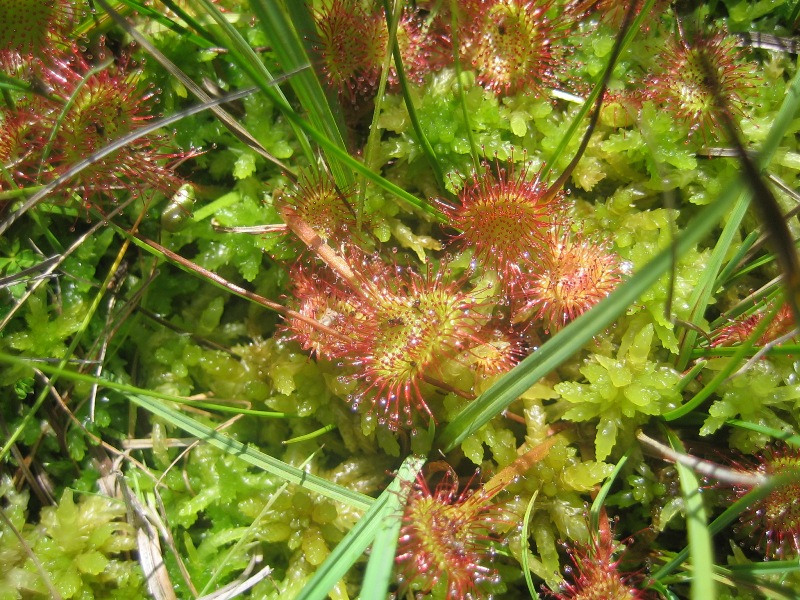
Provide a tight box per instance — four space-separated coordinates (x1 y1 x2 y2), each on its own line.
4 0 800 598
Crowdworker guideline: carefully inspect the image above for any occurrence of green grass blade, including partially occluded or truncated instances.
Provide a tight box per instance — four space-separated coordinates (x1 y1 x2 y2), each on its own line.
283 424 338 444
380 0 445 189
649 580 679 600
200 3 443 220
186 0 317 167
714 565 800 600
0 352 224 404
126 393 373 511
157 0 219 44
116 0 216 48
361 455 426 599
160 399 292 418
790 0 800 23
541 0 654 179
282 1 325 61
727 420 800 447
726 560 800 576
721 251 785 291
692 344 800 359
269 98 445 218
249 0 352 186
664 427 716 600
665 301 782 421
438 174 742 452
590 450 630 534
712 229 760 290
676 195 749 370
0 71 54 97
652 467 800 583
520 490 541 600
297 455 426 600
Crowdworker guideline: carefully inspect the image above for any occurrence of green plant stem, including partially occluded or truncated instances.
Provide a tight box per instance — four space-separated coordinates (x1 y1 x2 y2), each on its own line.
651 467 800 584
590 450 630 533
541 0 655 181
448 0 480 170
665 301 782 421
127 393 374 510
521 490 541 600
296 455 426 600
662 426 716 600
381 0 446 190
676 194 750 369
247 0 349 185
0 351 286 414
359 0 400 224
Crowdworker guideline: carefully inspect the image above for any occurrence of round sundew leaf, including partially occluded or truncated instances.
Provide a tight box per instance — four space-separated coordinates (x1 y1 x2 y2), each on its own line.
0 0 73 64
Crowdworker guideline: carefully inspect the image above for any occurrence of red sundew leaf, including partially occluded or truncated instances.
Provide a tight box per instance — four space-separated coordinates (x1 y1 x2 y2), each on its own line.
314 0 387 104
518 226 622 332
396 463 499 599
645 28 760 140
283 245 489 431
459 0 566 96
439 156 567 291
712 302 796 348
0 0 77 70
545 511 650 600
731 442 800 559
275 170 359 244
36 49 186 205
348 258 487 431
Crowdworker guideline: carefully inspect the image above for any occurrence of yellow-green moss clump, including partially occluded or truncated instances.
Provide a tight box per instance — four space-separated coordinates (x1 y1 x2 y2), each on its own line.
0 477 145 599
